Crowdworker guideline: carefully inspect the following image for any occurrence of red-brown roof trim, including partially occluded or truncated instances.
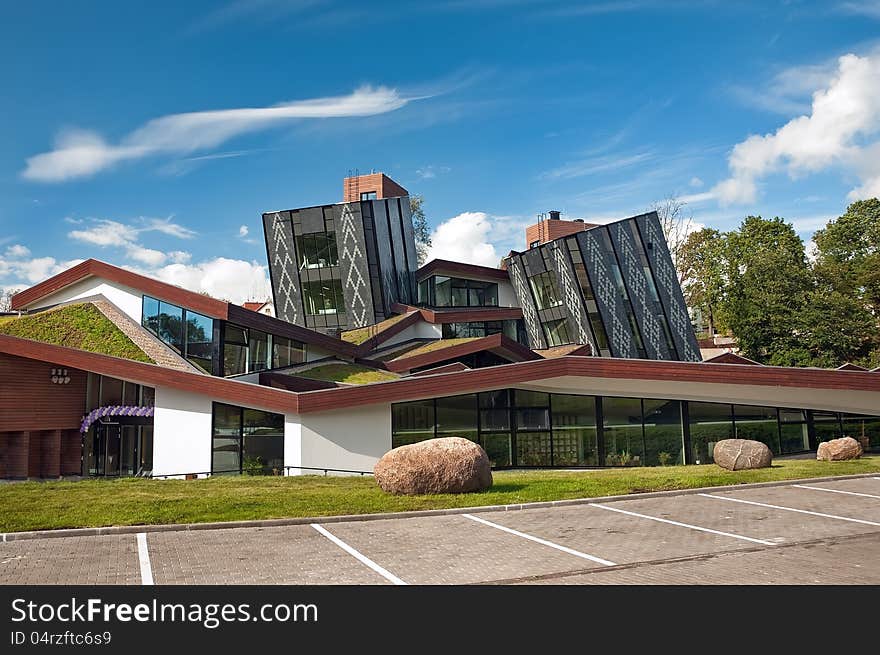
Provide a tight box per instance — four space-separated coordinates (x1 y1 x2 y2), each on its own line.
416 258 510 282
385 333 541 373
702 352 762 365
11 259 230 319
5 334 880 418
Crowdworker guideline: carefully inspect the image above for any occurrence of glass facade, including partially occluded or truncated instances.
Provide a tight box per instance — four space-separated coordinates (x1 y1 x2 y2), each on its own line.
142 295 214 372
83 373 155 477
418 275 499 308
211 402 285 475
392 389 880 469
295 232 338 269
441 319 526 344
222 323 305 376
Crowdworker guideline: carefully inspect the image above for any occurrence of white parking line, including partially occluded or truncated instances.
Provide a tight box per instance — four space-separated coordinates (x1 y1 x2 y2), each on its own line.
136 533 154 586
793 484 880 500
591 503 777 546
311 524 407 585
700 493 880 526
462 513 617 566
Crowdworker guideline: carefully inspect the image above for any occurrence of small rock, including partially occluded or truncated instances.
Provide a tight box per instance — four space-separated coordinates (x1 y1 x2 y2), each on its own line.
817 437 862 461
713 439 773 471
374 437 492 495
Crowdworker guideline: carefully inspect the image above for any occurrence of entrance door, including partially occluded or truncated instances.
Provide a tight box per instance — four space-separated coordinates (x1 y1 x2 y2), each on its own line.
89 422 153 477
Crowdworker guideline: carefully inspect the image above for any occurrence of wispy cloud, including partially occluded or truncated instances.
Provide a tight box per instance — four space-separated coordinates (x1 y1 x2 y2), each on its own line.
539 151 655 180
837 1 880 19
187 0 329 34
23 86 418 182
415 165 451 180
726 60 839 115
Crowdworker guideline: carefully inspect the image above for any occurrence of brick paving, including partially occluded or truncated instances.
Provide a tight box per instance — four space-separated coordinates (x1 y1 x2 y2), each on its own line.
2 478 880 585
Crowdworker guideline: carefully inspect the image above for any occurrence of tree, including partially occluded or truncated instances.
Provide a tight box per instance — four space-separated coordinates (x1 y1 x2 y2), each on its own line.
812 198 880 313
410 194 432 266
677 228 726 335
0 288 20 313
651 194 694 283
723 216 812 366
796 288 878 368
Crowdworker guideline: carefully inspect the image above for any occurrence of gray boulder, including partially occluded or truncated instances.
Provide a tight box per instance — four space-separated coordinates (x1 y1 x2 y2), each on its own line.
374 437 493 495
817 437 862 461
713 439 773 471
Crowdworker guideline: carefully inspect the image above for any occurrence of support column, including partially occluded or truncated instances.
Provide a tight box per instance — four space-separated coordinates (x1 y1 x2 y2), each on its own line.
40 429 62 478
4 431 30 479
27 430 41 478
61 429 83 476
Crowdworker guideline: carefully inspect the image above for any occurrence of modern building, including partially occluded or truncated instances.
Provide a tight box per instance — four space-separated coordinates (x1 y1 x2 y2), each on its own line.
1 177 878 480
506 211 701 361
263 179 418 335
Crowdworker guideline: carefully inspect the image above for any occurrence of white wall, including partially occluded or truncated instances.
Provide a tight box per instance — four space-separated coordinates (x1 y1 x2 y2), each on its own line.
152 387 213 478
381 320 441 349
292 404 392 475
24 277 144 323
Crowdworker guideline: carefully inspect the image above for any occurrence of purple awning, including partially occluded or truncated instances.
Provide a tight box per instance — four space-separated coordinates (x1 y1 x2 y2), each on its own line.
80 405 154 433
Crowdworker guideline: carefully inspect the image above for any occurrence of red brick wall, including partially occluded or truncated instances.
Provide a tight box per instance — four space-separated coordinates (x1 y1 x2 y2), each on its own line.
343 173 409 202
525 219 598 249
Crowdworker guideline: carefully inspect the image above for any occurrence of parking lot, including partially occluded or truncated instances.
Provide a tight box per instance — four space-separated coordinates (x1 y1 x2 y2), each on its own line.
2 476 880 585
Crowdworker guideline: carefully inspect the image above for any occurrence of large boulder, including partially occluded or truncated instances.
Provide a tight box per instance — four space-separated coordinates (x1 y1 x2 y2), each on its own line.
374 437 493 495
817 437 862 461
713 439 773 471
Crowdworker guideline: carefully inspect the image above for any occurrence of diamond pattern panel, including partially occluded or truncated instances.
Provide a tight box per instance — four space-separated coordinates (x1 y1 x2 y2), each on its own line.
551 241 595 351
612 222 669 359
266 212 301 324
338 203 371 328
640 214 701 362
508 259 547 349
580 230 635 358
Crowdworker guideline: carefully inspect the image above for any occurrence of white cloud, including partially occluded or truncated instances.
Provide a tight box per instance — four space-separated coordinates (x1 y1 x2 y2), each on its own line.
2 255 85 284
127 245 168 267
238 225 249 237
713 52 880 205
69 219 140 247
147 258 270 304
23 86 415 182
168 251 192 264
425 212 501 267
689 176 704 188
67 217 197 267
4 244 30 258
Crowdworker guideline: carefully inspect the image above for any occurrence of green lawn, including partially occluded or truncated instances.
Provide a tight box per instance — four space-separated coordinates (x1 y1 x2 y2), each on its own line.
297 362 399 384
1 457 878 533
0 303 152 363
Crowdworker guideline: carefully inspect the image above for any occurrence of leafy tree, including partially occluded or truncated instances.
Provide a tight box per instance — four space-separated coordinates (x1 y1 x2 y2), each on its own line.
796 288 877 368
677 228 726 335
723 216 812 366
410 194 432 266
812 198 880 312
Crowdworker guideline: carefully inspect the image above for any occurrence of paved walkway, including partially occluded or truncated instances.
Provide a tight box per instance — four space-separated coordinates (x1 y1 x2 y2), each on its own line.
3 477 880 585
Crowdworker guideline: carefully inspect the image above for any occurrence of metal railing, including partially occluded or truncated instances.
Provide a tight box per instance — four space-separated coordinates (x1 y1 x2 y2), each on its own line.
148 464 373 480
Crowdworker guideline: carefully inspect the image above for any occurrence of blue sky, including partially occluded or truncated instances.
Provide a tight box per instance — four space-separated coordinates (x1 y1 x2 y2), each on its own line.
2 0 880 302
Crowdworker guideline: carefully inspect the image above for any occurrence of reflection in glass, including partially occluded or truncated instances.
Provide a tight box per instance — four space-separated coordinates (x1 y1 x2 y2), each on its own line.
642 399 684 466
602 397 644 466
733 405 780 453
688 402 733 464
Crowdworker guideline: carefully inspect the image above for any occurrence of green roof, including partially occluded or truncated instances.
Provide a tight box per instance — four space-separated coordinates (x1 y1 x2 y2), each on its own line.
390 337 480 360
296 363 399 385
340 312 413 345
0 304 153 363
